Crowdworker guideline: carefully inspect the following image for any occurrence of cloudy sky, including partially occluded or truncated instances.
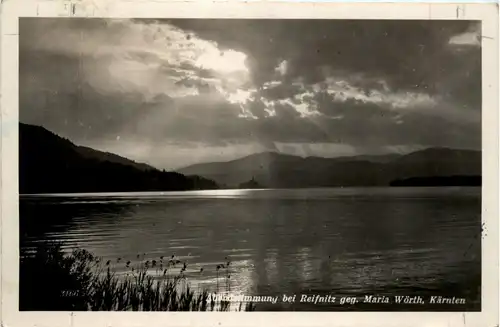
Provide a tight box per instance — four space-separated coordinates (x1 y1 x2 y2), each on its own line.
20 18 481 169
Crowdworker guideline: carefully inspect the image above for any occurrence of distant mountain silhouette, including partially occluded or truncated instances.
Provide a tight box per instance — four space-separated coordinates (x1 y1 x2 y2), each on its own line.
177 148 481 188
332 153 402 163
19 123 219 194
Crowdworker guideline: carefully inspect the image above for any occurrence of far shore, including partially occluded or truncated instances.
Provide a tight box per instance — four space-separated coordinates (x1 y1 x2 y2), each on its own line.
19 185 482 197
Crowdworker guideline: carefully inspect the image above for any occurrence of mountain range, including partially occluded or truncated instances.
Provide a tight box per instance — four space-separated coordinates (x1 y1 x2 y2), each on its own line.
19 123 218 194
19 123 481 193
178 148 481 188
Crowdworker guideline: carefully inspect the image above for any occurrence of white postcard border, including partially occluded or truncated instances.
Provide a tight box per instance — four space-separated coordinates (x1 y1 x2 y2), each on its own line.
1 1 498 327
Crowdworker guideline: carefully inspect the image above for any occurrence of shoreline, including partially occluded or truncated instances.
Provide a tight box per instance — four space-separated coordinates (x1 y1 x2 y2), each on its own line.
19 185 482 197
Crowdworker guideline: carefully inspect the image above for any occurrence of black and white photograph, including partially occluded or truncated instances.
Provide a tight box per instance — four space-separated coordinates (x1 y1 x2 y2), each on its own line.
14 15 487 313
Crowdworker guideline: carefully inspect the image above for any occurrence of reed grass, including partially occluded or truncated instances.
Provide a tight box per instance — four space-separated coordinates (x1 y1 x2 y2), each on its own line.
20 242 255 311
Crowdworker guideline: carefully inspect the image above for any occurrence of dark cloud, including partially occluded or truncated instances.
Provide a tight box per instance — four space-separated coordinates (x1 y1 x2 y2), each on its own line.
170 20 479 87
19 18 481 168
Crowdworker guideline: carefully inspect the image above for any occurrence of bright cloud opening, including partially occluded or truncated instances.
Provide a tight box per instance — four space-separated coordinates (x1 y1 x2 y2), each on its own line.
196 49 248 74
226 88 255 104
275 60 288 76
449 23 481 47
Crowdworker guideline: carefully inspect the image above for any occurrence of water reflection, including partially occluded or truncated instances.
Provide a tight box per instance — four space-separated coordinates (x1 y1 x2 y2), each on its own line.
20 187 481 310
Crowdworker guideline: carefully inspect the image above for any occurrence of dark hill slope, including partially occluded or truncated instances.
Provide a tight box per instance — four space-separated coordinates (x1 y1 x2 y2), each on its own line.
19 123 218 194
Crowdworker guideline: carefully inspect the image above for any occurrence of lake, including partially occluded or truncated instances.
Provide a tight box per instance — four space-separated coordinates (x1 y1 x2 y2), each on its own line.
20 187 481 311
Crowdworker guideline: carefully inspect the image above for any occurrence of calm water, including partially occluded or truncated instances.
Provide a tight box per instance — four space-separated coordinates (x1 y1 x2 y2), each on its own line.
20 187 481 311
